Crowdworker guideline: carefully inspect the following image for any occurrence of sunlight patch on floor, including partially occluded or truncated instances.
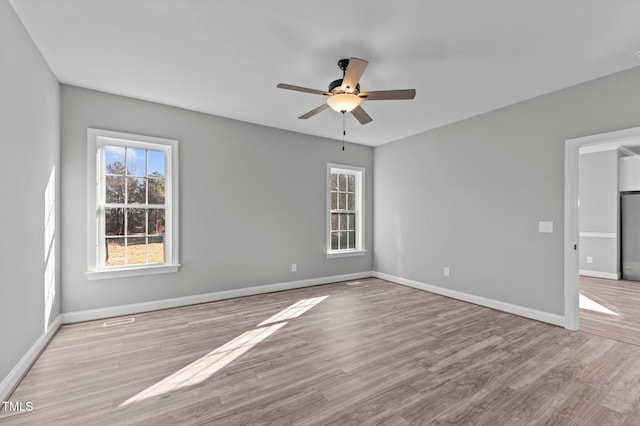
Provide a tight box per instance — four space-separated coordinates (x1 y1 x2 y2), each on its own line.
120 322 287 406
579 293 619 316
258 295 329 326
120 294 330 407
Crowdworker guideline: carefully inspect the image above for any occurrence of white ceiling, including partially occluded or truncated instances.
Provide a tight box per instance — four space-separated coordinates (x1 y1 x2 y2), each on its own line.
9 0 640 146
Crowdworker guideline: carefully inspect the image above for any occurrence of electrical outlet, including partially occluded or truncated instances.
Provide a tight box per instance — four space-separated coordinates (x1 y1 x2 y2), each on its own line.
291 263 297 272
587 256 593 264
444 267 450 277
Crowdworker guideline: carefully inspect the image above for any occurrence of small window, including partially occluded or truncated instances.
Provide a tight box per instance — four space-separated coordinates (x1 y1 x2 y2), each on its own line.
87 129 179 279
327 164 365 258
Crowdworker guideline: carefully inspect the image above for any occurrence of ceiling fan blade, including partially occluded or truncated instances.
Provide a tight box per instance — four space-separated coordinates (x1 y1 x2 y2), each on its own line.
299 104 330 119
341 57 368 92
277 83 331 96
359 89 416 100
351 105 373 125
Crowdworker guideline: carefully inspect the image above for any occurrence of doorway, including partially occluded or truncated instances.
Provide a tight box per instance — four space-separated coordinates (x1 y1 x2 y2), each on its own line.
564 126 640 338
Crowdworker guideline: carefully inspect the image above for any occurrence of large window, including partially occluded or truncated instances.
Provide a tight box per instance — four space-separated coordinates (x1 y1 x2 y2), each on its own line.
87 129 179 279
327 164 365 257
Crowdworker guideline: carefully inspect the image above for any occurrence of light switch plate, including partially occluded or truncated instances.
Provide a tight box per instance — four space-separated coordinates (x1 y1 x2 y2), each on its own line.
538 221 553 233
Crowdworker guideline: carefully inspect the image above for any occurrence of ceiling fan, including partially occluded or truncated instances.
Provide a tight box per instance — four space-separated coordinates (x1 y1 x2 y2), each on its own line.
277 57 416 125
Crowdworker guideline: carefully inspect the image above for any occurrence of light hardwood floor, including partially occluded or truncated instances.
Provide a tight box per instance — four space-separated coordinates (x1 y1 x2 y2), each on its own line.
580 275 640 346
3 277 640 425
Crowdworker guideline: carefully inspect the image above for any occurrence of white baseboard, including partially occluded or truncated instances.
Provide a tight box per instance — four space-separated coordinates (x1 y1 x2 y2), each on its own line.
579 270 620 280
62 271 374 324
373 271 565 327
0 315 61 402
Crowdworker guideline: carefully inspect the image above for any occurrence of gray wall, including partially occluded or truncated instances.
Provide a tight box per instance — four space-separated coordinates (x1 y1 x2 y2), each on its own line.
0 0 60 385
60 85 373 313
578 150 619 276
374 66 640 316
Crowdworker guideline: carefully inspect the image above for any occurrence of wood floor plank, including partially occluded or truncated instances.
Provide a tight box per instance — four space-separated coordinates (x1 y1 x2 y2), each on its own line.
3 277 640 424
580 276 640 346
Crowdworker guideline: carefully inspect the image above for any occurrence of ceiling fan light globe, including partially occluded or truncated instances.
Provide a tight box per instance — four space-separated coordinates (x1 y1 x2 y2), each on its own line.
327 93 361 113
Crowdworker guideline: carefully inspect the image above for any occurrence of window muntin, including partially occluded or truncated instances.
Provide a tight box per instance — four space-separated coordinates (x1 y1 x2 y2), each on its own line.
87 129 179 279
327 164 364 256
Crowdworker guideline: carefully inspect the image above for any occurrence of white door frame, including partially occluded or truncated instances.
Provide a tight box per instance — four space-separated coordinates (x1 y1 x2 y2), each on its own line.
564 126 640 330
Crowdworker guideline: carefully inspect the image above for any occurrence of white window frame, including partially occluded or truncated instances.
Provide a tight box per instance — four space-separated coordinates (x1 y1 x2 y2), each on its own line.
86 128 180 279
327 163 366 258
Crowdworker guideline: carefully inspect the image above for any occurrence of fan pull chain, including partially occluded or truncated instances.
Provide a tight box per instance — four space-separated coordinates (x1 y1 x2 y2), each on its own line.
342 111 346 151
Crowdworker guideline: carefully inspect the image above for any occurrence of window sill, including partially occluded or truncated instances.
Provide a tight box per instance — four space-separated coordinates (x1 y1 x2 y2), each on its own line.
327 250 367 259
86 264 180 280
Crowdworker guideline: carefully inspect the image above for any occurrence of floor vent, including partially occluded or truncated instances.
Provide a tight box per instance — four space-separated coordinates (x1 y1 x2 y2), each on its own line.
103 317 135 327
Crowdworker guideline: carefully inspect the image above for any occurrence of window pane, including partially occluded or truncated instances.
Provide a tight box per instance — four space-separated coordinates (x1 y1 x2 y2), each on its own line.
127 237 147 265
126 148 146 176
127 178 146 204
330 173 337 191
338 193 346 211
127 208 146 236
148 235 165 264
348 213 355 231
105 238 125 266
331 192 337 210
331 232 339 250
149 209 165 235
338 231 348 250
105 146 125 175
338 174 346 191
148 150 165 177
105 208 124 236
331 213 338 231
347 231 356 249
347 174 355 193
105 176 126 204
148 178 165 204
339 213 348 230
347 193 354 211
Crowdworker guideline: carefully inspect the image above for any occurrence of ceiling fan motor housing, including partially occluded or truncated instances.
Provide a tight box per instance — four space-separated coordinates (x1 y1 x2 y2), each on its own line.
329 79 360 95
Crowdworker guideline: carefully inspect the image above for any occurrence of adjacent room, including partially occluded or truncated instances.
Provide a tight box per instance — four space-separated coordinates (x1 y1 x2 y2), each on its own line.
577 140 640 346
3 1 640 424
